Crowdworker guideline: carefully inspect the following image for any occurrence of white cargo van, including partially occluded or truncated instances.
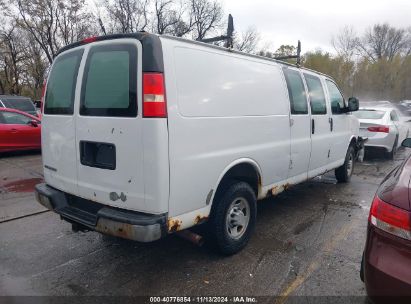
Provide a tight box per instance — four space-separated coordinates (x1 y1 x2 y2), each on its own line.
35 32 361 254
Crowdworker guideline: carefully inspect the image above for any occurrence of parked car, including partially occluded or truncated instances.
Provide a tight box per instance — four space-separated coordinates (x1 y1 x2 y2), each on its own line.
400 100 411 107
361 138 411 301
0 95 39 117
353 107 408 159
0 108 41 153
35 33 361 255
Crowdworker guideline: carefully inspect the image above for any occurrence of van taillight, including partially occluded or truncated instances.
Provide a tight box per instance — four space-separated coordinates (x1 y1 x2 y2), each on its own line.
367 125 389 133
82 36 97 44
143 73 167 118
369 195 411 240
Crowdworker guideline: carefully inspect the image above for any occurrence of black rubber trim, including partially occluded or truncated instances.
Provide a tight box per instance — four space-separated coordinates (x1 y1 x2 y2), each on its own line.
35 183 167 229
56 32 164 73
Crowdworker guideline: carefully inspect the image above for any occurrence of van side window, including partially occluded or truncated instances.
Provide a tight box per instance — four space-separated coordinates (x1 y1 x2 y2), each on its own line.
304 74 327 115
326 80 345 114
283 69 308 115
44 50 83 115
80 44 137 117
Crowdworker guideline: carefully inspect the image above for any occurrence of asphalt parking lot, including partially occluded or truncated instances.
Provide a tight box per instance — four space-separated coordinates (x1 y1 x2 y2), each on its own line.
1 149 409 300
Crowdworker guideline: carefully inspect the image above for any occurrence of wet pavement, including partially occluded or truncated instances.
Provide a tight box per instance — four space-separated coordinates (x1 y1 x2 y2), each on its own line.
0 149 409 299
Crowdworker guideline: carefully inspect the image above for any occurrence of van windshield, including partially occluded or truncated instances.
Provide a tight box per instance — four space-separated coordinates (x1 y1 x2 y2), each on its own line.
1 97 36 115
353 110 385 119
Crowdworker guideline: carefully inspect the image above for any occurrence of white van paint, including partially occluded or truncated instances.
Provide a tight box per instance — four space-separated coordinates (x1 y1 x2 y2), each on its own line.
36 33 360 253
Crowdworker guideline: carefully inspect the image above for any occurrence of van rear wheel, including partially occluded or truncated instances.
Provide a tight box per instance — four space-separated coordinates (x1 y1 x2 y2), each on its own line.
335 145 355 183
209 181 256 255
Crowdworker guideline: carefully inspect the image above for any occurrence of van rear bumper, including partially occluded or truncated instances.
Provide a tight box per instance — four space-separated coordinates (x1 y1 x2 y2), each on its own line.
34 183 167 242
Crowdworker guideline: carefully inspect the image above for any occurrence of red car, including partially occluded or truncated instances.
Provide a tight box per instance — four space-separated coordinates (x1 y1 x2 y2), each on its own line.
361 138 411 302
0 108 41 152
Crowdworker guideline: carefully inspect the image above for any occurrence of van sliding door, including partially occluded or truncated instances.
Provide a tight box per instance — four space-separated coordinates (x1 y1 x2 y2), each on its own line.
283 67 311 181
303 73 332 177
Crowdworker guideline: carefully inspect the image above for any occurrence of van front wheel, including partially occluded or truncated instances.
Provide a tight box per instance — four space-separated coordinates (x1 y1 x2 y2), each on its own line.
210 182 256 255
335 145 355 183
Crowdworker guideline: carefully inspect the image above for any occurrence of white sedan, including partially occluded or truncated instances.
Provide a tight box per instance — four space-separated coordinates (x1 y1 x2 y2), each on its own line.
353 107 409 159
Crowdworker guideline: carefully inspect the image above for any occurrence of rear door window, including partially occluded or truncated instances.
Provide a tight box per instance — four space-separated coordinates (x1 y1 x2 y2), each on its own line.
80 44 137 117
390 111 399 121
44 49 84 115
283 68 308 115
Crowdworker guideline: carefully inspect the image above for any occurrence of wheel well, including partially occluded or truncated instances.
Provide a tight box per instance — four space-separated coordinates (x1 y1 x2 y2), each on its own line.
350 137 356 147
214 163 260 200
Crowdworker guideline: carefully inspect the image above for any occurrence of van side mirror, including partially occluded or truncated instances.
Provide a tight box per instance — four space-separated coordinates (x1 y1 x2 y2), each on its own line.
347 97 359 112
402 138 411 148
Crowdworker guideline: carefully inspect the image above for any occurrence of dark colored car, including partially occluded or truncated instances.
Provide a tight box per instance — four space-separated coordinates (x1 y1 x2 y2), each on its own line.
0 95 39 117
361 138 411 302
0 108 41 152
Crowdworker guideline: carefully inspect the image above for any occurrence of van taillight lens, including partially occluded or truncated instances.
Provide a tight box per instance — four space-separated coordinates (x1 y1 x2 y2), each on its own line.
369 195 411 240
143 73 167 118
367 125 389 133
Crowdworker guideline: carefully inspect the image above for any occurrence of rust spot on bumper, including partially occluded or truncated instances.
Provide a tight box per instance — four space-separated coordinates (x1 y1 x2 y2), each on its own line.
96 220 134 239
167 218 182 233
194 215 209 225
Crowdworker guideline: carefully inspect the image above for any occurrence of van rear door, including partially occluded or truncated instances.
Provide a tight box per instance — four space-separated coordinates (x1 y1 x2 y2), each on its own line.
42 49 84 195
75 39 147 212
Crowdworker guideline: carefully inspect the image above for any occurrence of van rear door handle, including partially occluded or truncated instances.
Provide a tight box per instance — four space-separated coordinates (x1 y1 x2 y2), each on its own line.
329 117 333 131
312 119 315 134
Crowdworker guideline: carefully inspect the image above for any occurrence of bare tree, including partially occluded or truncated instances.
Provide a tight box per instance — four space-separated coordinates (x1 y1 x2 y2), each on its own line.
9 0 95 64
103 0 150 33
189 0 223 40
0 24 27 94
332 26 358 59
357 23 408 62
153 0 177 34
234 26 260 53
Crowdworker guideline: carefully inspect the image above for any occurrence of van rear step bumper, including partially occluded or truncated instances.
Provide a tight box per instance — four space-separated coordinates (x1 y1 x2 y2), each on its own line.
34 183 167 242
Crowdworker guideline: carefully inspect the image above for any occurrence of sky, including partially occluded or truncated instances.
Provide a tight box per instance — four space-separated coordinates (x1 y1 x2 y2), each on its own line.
223 0 411 53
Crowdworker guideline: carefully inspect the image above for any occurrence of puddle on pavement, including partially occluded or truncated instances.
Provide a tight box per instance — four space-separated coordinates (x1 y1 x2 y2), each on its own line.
1 178 43 193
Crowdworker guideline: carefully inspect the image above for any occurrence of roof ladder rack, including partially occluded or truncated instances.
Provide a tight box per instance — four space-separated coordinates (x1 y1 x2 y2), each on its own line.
274 40 302 67
198 14 234 49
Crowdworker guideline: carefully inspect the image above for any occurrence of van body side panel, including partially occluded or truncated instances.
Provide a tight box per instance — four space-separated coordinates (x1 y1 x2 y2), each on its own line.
142 119 169 214
161 38 290 217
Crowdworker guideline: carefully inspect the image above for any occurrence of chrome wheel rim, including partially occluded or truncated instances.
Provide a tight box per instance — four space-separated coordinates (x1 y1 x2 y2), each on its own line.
347 152 354 176
226 197 250 240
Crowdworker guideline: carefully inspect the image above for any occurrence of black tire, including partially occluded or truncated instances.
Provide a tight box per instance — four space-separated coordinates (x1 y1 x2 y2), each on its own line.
386 136 398 160
335 145 355 183
209 181 257 255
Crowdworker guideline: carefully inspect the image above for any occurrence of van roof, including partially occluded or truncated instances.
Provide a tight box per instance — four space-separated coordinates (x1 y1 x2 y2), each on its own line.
161 34 335 80
56 32 335 82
